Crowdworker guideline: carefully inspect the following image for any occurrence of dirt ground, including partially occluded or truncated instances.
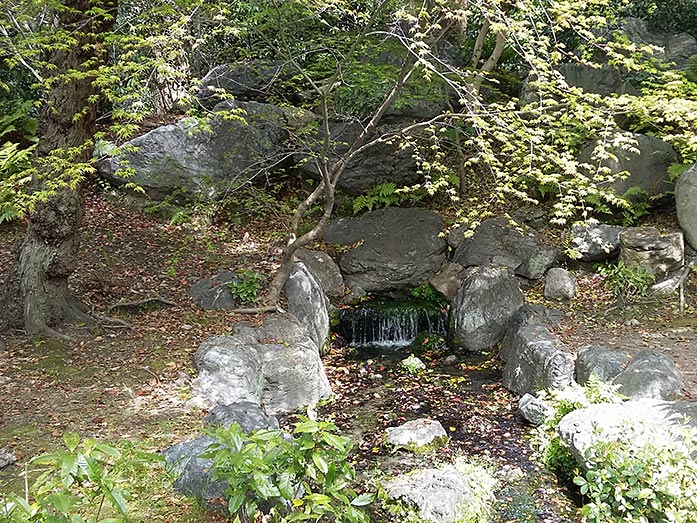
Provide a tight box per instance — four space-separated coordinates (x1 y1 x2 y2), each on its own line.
0 188 695 521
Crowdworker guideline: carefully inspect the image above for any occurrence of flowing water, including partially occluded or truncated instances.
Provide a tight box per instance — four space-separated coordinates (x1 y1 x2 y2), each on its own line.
338 300 448 348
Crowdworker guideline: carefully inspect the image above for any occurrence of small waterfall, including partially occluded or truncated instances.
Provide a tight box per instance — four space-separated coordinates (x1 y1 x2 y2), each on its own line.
338 301 448 348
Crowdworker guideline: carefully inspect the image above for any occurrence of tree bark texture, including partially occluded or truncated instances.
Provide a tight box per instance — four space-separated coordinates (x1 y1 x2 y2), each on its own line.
1 0 115 336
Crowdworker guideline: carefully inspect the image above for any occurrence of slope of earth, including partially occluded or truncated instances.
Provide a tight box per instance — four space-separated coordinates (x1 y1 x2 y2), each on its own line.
0 187 694 522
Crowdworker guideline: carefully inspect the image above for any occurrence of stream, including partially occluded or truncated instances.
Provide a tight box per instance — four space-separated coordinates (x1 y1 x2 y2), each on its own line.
319 301 581 522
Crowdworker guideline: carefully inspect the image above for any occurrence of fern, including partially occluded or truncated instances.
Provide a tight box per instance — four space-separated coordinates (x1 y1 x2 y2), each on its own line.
352 182 400 214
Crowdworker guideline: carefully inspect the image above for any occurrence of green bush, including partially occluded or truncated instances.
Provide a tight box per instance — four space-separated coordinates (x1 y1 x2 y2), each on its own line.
204 418 372 523
574 428 697 523
227 270 265 304
594 260 656 301
1 433 129 523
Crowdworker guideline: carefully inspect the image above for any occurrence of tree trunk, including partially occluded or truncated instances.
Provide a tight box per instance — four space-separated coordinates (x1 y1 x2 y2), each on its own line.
0 0 115 337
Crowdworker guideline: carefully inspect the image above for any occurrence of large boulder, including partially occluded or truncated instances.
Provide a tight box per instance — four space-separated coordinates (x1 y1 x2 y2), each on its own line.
192 315 331 415
569 222 624 262
297 121 420 195
613 350 685 400
557 399 697 467
196 61 290 106
323 207 447 295
500 314 575 395
619 227 684 276
621 17 697 70
98 100 308 201
676 163 697 250
283 262 330 354
384 459 497 523
452 217 560 280
293 249 345 302
449 267 524 352
576 345 630 385
557 63 639 97
579 132 676 200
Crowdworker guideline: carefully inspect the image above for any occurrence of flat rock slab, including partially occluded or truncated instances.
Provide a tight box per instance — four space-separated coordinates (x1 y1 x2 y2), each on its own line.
386 418 448 450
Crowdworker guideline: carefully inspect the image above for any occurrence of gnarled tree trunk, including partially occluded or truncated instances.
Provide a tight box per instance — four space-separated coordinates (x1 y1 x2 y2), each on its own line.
0 0 115 338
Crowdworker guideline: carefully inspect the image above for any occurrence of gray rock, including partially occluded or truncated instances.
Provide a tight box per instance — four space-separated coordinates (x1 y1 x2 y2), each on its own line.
580 132 676 200
283 262 330 355
323 208 447 295
447 225 470 250
293 249 345 302
450 267 525 352
443 355 459 366
621 17 697 70
576 345 630 385
98 100 303 201
569 222 624 262
429 263 465 302
197 61 290 106
385 459 497 523
649 266 691 296
164 402 279 504
558 63 639 97
619 227 684 276
188 270 238 310
500 318 575 395
676 163 697 250
0 447 16 469
518 394 555 425
557 399 697 467
297 121 420 195
544 268 577 301
510 303 565 327
193 334 263 406
203 401 279 431
452 217 560 280
192 315 331 415
386 418 448 450
613 350 685 400
163 435 227 503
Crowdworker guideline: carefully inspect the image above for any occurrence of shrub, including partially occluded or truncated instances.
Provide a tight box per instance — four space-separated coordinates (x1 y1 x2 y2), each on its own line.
594 260 656 301
574 427 697 523
1 433 129 523
227 270 265 304
533 376 625 480
204 418 373 523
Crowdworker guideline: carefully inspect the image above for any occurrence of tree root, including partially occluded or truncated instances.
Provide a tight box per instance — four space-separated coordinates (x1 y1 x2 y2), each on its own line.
26 321 75 342
108 297 177 312
230 305 281 315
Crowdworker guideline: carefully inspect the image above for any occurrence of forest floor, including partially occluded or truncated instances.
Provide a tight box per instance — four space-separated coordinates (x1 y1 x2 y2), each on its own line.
0 186 695 522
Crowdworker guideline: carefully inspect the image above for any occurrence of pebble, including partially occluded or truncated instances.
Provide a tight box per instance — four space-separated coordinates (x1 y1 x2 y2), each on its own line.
444 355 459 366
